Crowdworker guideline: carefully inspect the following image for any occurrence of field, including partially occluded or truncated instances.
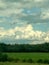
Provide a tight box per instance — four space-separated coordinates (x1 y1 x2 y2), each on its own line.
0 62 49 65
6 53 49 61
1 53 49 65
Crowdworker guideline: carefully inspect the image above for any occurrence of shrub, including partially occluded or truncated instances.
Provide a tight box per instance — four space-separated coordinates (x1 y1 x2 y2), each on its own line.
44 59 49 64
0 53 8 62
22 59 27 62
8 57 14 62
15 58 20 62
37 59 43 63
0 53 3 61
2 54 8 62
27 59 34 63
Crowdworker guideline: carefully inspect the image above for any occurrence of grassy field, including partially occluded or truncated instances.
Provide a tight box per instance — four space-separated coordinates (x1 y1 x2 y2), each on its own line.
0 62 49 65
0 53 49 65
6 53 49 61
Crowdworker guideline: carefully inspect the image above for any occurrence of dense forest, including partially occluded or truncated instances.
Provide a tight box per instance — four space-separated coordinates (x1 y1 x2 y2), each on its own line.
0 42 49 52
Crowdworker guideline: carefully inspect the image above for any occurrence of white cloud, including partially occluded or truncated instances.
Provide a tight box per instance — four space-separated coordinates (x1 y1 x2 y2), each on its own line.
15 35 20 39
0 0 6 8
0 0 49 44
41 9 49 19
34 0 44 2
0 0 47 16
44 37 49 42
0 24 49 43
0 8 24 17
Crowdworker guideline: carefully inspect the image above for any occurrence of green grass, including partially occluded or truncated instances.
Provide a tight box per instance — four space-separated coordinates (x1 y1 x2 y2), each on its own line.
6 53 49 61
0 62 49 65
0 53 49 65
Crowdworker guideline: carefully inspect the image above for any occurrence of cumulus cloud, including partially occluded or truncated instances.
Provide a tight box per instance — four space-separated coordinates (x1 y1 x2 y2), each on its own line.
0 0 49 44
0 0 49 24
0 24 49 44
0 0 6 8
34 0 44 2
41 9 49 19
44 37 49 42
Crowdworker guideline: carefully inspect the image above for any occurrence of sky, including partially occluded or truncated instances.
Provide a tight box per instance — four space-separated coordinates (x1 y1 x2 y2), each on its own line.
0 0 49 44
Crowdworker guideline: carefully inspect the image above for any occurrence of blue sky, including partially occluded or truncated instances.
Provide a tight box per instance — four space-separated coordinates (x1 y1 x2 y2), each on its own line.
0 0 49 44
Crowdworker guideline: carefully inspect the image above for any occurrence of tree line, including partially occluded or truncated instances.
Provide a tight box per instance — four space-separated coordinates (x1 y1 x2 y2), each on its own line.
0 42 49 52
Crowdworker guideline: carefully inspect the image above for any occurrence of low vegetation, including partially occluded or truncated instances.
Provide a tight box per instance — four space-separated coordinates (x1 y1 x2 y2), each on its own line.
0 42 49 64
0 53 49 64
0 62 49 65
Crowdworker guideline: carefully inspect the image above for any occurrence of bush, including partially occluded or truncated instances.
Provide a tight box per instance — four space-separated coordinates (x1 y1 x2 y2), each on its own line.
15 58 20 62
27 59 34 63
37 59 49 64
37 59 43 63
2 54 8 62
0 53 3 61
0 53 8 62
44 59 49 64
8 57 14 62
22 59 27 62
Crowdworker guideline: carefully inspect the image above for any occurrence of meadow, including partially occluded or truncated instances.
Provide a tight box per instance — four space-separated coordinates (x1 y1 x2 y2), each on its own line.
0 53 49 65
0 62 49 65
6 53 49 61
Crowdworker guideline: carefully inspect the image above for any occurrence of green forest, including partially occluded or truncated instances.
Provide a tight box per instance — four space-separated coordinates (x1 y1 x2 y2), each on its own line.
0 42 49 52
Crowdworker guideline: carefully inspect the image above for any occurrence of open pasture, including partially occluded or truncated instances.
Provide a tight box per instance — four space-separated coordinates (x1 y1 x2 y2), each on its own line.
6 53 49 61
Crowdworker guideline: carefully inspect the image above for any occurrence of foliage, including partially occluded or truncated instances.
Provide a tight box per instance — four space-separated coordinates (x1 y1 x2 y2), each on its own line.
0 53 49 64
37 59 43 63
0 53 8 62
27 59 34 63
0 62 49 65
0 42 49 52
44 59 49 64
0 42 49 64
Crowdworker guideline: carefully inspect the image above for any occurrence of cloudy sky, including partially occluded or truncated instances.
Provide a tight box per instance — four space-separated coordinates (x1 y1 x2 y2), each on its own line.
0 0 49 44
